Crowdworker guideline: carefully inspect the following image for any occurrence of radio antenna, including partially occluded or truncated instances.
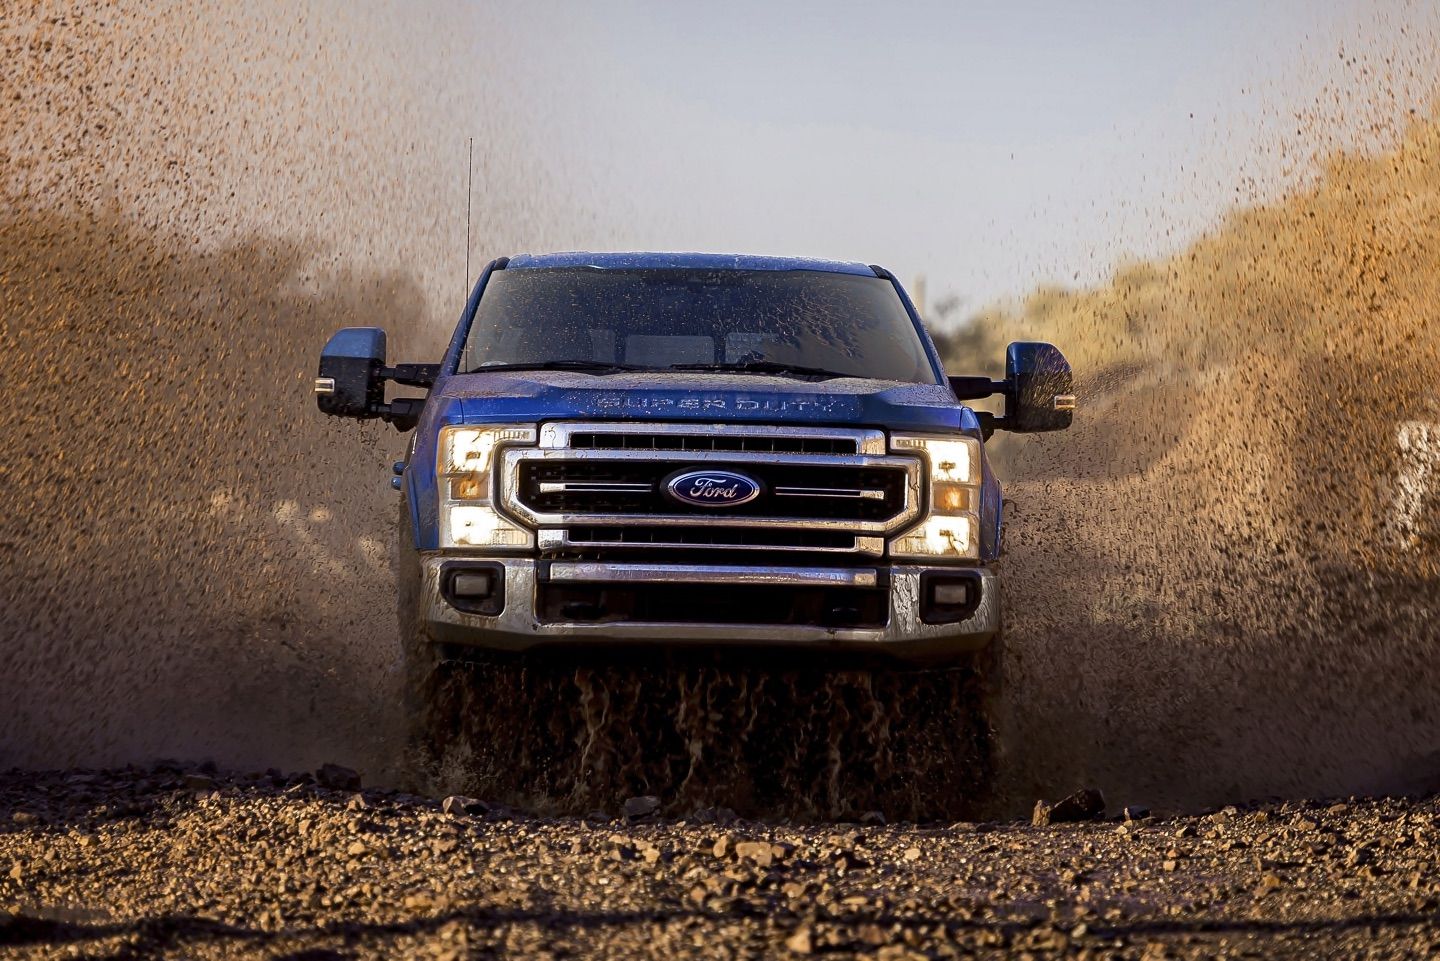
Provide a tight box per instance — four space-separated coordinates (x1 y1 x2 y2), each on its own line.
465 137 474 299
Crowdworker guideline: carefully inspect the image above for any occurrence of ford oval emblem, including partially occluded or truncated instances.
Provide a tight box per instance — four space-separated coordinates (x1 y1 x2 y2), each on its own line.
664 469 762 508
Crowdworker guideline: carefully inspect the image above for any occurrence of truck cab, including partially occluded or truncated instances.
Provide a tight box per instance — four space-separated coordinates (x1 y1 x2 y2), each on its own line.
317 252 1073 665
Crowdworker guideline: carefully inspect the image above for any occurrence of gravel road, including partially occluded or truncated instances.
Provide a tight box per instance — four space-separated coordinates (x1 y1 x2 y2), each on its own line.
4 767 1438 960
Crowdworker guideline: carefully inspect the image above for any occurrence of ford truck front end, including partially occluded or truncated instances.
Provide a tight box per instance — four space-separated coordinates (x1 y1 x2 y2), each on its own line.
315 251 1073 778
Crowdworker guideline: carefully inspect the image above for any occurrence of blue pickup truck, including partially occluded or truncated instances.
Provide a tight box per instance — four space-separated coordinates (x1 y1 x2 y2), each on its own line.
315 252 1072 780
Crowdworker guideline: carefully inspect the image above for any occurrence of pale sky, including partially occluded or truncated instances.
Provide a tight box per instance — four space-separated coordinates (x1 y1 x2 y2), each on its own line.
463 0 1440 323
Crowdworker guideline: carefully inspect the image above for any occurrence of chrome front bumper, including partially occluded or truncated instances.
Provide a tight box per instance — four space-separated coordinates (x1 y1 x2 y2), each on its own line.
418 556 999 664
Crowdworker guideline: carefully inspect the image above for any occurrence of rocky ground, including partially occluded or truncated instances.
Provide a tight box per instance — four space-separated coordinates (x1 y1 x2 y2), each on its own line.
3 767 1440 959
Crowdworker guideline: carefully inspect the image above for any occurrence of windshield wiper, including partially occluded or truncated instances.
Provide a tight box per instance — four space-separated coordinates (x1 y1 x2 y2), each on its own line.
469 360 654 375
666 361 851 380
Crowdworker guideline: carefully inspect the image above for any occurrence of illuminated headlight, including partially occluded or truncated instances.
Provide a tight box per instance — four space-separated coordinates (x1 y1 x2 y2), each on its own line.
437 425 536 549
890 515 977 560
442 425 535 476
890 434 982 560
892 435 976 484
448 505 531 548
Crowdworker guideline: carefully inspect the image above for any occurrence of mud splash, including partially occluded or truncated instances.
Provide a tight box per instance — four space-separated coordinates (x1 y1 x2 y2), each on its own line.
0 2 600 777
961 106 1440 813
422 659 996 821
0 205 411 774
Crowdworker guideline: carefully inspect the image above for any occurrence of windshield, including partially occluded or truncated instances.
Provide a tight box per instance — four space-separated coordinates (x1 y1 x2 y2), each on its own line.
460 267 938 383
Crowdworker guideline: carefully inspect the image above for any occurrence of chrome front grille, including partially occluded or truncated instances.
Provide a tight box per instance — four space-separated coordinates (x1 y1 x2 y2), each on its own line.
500 423 921 557
542 526 883 555
517 460 905 520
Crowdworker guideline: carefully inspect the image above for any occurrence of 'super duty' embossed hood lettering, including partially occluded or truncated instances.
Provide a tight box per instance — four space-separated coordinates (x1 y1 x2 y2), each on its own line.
433 371 970 433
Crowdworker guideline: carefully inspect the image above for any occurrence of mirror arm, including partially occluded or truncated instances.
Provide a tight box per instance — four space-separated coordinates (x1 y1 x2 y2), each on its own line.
374 363 439 430
379 397 425 432
950 375 1016 437
948 375 1011 401
381 363 440 389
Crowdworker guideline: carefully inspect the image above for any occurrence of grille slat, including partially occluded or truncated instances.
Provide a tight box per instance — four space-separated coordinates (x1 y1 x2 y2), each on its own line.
571 431 855 455
520 460 903 520
564 525 858 550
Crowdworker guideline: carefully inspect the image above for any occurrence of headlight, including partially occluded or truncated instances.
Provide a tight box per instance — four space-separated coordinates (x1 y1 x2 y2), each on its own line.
447 504 530 548
889 515 978 560
442 426 535 479
890 434 982 560
437 425 536 549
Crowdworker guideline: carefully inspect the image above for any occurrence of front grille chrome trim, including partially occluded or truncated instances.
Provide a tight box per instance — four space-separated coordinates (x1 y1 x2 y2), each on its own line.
537 529 886 556
502 422 923 545
504 449 920 533
772 486 888 500
540 421 887 455
547 562 879 588
536 481 654 494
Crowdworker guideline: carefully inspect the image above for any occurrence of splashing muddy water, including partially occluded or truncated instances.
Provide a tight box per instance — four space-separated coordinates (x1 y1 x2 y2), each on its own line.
2 3 1439 818
413 654 998 821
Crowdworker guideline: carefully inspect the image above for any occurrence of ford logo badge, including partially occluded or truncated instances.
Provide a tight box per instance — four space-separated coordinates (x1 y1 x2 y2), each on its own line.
664 469 762 508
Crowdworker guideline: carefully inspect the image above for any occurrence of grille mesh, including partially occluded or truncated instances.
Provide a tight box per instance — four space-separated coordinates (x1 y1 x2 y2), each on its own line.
564 525 858 550
508 424 913 560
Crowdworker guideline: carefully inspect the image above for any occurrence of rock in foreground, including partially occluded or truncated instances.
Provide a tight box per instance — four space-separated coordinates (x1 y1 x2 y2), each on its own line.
1032 787 1107 825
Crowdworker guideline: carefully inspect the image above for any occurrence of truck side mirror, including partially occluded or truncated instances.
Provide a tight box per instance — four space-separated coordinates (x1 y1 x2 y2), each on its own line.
314 327 441 431
945 342 1075 435
1004 341 1074 433
315 327 388 419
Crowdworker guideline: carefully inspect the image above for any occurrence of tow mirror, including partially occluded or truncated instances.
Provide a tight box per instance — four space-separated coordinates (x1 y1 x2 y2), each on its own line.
946 341 1074 434
316 327 388 419
314 326 438 431
1005 341 1074 433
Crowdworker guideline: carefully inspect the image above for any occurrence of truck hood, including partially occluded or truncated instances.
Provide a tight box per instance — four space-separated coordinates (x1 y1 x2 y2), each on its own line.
433 370 973 433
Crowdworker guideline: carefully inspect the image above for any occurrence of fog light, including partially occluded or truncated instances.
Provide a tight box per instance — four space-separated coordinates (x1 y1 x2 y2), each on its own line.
920 571 982 625
451 571 493 598
932 581 971 606
441 562 505 616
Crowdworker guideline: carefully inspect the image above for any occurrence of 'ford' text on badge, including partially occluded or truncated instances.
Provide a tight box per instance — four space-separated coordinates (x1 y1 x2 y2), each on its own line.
664 469 762 508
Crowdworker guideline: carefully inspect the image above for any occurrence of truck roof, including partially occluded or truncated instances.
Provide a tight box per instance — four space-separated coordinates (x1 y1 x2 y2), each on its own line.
504 251 878 276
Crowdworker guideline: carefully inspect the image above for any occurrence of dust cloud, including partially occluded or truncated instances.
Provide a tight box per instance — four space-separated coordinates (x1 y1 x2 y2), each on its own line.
960 105 1440 812
3 3 1439 819
0 2 603 777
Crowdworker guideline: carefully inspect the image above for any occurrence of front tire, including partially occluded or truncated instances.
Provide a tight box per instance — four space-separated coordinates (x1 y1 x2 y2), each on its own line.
395 506 548 799
396 503 453 785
